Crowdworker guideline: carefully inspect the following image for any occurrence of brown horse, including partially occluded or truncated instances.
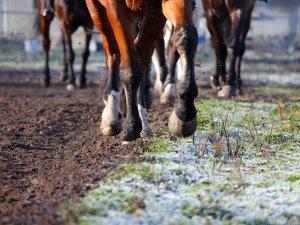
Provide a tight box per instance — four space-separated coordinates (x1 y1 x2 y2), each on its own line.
152 1 198 104
86 0 198 142
202 0 266 98
38 0 93 90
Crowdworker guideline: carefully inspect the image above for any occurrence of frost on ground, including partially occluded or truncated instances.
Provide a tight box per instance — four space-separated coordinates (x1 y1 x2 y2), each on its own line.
64 100 300 225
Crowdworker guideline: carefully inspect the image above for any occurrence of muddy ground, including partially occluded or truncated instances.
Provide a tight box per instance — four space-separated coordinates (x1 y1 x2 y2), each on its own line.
0 61 299 225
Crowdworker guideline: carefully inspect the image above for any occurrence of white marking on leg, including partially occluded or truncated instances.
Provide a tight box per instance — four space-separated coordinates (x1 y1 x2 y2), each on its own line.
101 91 122 135
152 50 163 96
138 104 152 137
176 58 185 83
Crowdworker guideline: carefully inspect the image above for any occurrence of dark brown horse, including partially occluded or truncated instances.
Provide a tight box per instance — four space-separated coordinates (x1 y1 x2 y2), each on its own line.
202 0 266 98
86 0 198 142
38 0 93 90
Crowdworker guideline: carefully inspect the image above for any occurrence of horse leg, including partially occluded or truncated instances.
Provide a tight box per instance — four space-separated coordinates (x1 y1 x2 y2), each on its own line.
161 32 178 104
105 5 144 142
61 25 76 91
43 0 54 21
218 10 247 98
135 14 166 138
144 65 153 109
167 24 198 137
77 30 92 88
206 15 227 92
152 33 168 98
236 8 253 96
59 36 69 82
40 9 52 87
86 0 122 136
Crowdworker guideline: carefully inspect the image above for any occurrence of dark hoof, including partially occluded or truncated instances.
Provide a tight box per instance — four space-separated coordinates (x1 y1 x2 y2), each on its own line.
140 127 153 138
210 76 221 91
41 77 50 88
76 78 87 89
122 123 142 143
237 87 244 96
168 111 197 137
122 131 141 143
217 85 236 98
59 71 69 82
100 119 122 136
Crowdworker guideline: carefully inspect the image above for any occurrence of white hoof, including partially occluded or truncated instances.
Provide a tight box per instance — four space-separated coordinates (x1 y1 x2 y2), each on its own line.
217 85 236 98
66 84 75 91
100 91 122 136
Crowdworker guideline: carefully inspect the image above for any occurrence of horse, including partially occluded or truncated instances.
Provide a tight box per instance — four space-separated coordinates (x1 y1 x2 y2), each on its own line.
152 1 200 104
86 0 198 142
202 0 267 98
38 0 93 90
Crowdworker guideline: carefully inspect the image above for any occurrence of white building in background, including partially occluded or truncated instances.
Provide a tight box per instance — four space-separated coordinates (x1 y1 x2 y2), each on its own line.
0 0 37 37
0 0 300 50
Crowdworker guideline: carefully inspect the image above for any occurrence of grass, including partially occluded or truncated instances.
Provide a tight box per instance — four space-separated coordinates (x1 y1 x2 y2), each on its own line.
257 86 300 98
63 100 300 225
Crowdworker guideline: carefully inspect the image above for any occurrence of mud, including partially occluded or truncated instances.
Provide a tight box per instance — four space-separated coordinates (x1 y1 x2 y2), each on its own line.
0 65 299 225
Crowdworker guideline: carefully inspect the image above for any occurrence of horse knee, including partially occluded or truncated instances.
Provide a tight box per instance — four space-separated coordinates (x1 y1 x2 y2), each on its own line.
175 25 198 55
120 66 141 90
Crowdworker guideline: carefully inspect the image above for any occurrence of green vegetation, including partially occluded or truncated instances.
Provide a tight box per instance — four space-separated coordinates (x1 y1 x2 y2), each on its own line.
63 100 300 225
257 86 300 98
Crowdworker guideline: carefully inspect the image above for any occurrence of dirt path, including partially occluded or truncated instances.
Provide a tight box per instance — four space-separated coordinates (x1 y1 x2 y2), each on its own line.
0 66 299 225
0 68 144 225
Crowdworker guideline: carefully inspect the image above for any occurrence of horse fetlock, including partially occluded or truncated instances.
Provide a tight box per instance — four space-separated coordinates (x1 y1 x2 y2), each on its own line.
168 110 197 137
59 71 69 82
42 7 54 21
76 77 87 89
123 119 142 142
138 104 152 137
210 76 221 91
161 83 176 104
41 77 50 88
217 85 236 98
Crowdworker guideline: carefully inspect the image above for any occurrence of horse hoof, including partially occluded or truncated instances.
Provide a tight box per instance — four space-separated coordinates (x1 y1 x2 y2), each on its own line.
66 84 75 91
168 110 197 137
122 132 140 143
41 78 50 88
217 85 236 98
140 127 153 138
161 83 176 104
59 72 68 82
210 76 221 91
76 78 86 89
100 119 122 136
237 87 244 96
